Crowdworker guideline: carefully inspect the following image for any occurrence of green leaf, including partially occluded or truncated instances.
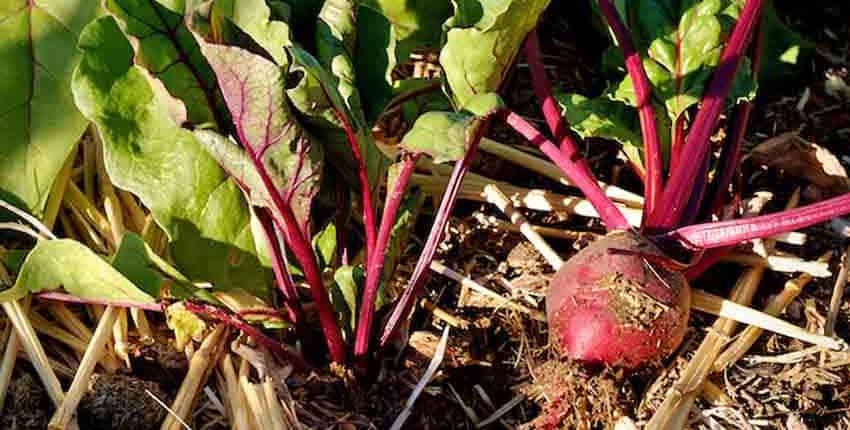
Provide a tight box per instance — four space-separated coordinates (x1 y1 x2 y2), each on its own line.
557 92 670 170
205 0 293 65
462 92 506 117
331 264 363 333
192 37 324 228
360 0 452 60
352 4 397 123
400 111 476 163
288 46 388 187
72 16 269 298
111 232 163 297
608 0 757 120
0 0 100 215
440 0 550 109
312 223 337 269
104 0 227 126
757 4 813 83
557 93 642 151
0 239 155 304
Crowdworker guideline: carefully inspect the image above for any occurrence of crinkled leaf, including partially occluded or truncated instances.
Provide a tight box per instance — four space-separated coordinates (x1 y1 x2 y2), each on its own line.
104 0 227 126
316 0 367 126
331 264 363 333
558 93 642 150
192 37 323 228
400 111 475 163
361 0 452 60
0 239 155 304
72 16 269 298
608 0 757 120
558 92 670 170
111 232 163 297
0 0 99 215
440 0 550 109
352 4 397 123
205 0 293 65
288 46 387 187
462 92 506 117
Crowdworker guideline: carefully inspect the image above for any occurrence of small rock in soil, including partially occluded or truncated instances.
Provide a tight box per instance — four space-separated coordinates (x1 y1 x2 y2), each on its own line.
0 372 53 430
77 373 170 430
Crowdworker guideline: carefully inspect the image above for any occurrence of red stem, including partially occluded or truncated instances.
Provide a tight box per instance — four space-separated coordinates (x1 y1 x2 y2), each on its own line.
336 111 378 270
379 122 487 347
665 192 850 249
670 116 686 173
648 0 764 230
274 204 347 363
597 0 664 219
184 301 310 370
256 208 303 325
708 19 765 216
238 132 346 363
354 154 419 358
523 29 567 140
499 110 631 231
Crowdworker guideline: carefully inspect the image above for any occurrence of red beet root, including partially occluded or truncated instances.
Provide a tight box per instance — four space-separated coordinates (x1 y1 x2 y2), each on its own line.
546 231 691 369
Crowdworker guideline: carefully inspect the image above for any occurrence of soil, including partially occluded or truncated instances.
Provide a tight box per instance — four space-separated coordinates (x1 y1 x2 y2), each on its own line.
0 371 52 430
77 373 170 430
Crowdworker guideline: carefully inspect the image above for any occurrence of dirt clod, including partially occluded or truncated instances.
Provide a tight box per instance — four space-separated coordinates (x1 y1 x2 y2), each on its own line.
77 373 170 430
0 372 53 430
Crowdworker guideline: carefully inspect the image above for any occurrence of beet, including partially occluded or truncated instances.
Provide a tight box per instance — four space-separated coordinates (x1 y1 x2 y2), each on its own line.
546 231 691 369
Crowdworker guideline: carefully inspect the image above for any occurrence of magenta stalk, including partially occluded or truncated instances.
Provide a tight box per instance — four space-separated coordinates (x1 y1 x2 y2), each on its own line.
184 301 310 370
235 134 345 362
354 154 419 358
499 110 631 231
523 29 567 140
665 192 850 249
596 0 665 219
336 111 378 270
379 124 487 347
648 0 765 229
256 208 302 325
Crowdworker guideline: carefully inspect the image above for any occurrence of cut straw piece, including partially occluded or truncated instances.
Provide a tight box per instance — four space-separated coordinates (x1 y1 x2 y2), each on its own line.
721 252 831 277
473 212 598 241
113 308 130 367
161 325 227 430
131 308 154 344
413 173 643 226
64 182 114 249
49 306 119 430
29 312 90 354
220 354 252 430
390 325 450 430
647 265 764 429
0 324 18 411
713 252 832 371
701 379 734 407
483 184 564 269
43 146 78 231
478 138 644 207
2 300 65 407
691 288 847 351
262 377 287 430
241 376 273 430
117 190 147 234
45 303 120 373
430 261 546 322
825 246 850 337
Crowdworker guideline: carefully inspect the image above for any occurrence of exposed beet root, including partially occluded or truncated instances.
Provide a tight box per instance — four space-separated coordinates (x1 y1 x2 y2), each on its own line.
546 231 691 369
